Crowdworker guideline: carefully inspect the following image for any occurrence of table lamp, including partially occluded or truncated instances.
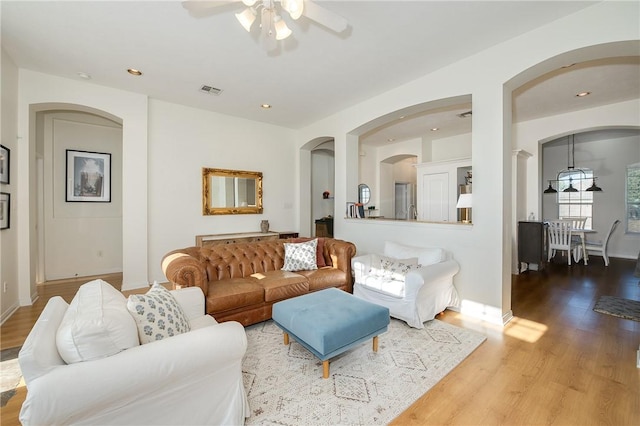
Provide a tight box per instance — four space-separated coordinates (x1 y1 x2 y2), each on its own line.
456 193 473 223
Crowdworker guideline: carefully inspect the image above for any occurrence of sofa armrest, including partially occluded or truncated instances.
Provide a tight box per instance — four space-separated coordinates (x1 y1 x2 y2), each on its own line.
162 249 209 296
171 286 206 322
403 259 460 298
325 238 357 272
20 322 247 426
352 254 375 284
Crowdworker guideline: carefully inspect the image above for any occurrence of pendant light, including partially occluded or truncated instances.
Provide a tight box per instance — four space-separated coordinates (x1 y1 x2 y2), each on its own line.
544 134 603 194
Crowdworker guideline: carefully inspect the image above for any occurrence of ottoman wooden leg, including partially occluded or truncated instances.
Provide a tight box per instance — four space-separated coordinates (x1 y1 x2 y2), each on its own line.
283 332 289 345
373 335 379 352
322 360 330 379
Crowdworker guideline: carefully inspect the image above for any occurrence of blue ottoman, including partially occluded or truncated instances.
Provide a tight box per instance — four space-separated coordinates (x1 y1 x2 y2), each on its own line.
272 288 390 378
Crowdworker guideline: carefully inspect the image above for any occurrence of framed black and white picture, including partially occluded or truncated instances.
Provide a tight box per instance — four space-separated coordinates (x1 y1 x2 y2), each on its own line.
0 145 9 184
66 149 111 202
0 192 9 230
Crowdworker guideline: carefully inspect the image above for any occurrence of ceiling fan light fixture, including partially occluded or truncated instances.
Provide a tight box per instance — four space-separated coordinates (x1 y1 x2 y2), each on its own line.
282 0 304 20
242 0 258 6
274 15 292 40
236 7 257 32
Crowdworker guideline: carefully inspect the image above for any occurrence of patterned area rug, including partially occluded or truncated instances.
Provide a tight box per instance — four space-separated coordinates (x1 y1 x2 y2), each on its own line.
1 346 22 407
593 295 640 322
243 319 486 425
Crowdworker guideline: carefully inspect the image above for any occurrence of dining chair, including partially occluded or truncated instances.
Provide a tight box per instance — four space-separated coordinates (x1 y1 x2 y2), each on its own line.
560 216 587 230
584 219 620 266
547 220 582 265
560 217 588 262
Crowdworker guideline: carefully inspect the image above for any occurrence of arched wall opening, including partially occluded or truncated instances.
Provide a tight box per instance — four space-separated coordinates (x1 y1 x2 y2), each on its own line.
507 41 640 273
539 127 640 259
299 136 335 237
349 95 472 223
27 103 124 297
16 72 149 305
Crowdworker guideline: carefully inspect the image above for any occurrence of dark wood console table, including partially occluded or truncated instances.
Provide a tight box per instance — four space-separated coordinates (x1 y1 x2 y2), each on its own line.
517 221 547 273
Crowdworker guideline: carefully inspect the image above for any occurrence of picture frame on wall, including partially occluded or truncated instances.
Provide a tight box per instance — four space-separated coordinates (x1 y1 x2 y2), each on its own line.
1 192 9 230
0 144 9 184
66 149 111 202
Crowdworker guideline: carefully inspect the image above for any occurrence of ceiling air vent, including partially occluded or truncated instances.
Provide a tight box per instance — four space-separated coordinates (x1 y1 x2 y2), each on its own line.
199 85 223 96
457 110 472 118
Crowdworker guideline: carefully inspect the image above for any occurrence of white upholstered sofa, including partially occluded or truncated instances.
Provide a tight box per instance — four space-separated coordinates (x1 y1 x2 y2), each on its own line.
18 280 249 425
352 241 460 328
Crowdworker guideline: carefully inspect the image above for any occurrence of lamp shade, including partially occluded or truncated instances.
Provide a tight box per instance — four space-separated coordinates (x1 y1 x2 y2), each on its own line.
274 16 292 40
283 0 304 19
456 193 473 208
235 7 256 32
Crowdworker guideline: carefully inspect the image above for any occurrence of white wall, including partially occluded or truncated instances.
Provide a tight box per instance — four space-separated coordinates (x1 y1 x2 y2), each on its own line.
430 133 472 161
146 99 297 282
296 1 639 325
1 47 20 323
42 112 123 280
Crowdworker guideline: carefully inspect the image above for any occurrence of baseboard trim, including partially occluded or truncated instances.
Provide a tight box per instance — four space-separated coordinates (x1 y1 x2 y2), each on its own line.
0 303 19 325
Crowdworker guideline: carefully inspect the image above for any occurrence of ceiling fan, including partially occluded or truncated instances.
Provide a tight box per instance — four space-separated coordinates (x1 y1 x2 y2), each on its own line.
182 0 349 50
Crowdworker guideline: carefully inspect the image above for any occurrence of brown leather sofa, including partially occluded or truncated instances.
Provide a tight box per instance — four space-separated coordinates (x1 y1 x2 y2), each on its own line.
161 238 357 326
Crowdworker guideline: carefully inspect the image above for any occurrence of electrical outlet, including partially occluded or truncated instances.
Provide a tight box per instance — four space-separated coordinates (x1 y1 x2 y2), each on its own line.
3 282 7 293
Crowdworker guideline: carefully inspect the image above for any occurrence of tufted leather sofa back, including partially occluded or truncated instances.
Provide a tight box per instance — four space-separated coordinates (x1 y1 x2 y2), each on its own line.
200 241 287 281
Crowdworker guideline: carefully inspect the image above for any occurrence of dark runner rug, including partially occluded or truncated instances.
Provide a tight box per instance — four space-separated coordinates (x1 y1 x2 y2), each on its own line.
593 295 640 322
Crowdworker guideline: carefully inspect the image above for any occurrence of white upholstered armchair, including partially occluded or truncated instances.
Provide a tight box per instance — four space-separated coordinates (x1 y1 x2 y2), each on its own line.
352 241 460 329
19 281 249 425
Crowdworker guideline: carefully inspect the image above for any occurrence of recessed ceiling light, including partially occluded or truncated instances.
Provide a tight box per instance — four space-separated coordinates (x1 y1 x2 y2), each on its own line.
77 72 91 80
430 127 439 131
127 68 143 76
261 104 272 109
387 138 395 142
576 91 591 97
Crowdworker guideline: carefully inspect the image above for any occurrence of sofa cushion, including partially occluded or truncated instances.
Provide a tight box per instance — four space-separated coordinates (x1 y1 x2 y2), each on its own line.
282 239 318 272
127 282 191 344
56 279 139 364
384 241 444 266
252 270 310 302
207 278 264 312
297 268 349 291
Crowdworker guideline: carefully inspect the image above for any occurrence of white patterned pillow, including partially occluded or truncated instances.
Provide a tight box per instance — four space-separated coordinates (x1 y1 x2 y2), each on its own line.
126 282 191 344
370 255 420 281
282 239 318 272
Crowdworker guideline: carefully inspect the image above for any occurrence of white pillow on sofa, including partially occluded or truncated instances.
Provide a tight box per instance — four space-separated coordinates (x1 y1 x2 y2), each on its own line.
384 241 444 266
282 239 318 272
56 279 139 364
127 282 191 344
369 254 420 281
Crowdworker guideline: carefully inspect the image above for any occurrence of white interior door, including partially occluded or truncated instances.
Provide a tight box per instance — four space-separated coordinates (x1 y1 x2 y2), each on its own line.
421 172 449 221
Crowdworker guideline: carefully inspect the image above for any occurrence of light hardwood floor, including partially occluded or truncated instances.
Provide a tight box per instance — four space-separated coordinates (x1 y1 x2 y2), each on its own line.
2 261 639 425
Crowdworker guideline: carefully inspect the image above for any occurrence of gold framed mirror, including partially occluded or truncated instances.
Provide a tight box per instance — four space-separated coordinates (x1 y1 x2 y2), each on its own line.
202 168 263 215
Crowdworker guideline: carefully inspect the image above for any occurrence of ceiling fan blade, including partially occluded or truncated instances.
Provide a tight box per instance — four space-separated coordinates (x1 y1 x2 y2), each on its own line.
302 0 348 33
182 0 242 13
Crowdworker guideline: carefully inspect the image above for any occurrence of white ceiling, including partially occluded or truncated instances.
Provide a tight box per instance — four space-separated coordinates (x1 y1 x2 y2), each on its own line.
2 1 638 145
